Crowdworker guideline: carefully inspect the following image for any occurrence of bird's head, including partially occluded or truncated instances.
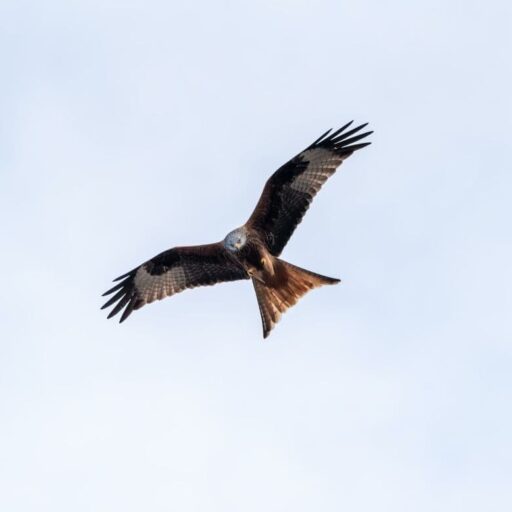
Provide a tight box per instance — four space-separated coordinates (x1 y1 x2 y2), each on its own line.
224 227 247 252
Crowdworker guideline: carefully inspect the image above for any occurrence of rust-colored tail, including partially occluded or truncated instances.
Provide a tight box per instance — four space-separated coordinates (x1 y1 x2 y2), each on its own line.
252 259 340 338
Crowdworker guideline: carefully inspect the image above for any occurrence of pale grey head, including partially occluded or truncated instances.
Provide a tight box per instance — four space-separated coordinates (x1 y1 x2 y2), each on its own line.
224 227 248 252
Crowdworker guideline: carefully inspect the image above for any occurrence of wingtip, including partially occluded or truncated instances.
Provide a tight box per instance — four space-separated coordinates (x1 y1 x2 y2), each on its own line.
113 269 133 282
325 121 352 141
310 127 333 146
347 141 372 151
315 120 372 150
119 301 136 323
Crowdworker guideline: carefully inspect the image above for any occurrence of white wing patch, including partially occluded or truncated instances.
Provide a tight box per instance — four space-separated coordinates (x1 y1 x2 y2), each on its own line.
290 148 342 193
134 265 187 303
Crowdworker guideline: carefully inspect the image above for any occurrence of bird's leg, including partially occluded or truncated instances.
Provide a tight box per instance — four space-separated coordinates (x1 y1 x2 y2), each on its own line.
260 253 275 278
248 268 266 284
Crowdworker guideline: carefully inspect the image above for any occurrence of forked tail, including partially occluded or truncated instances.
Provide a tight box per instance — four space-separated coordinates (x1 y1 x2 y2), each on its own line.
252 259 340 338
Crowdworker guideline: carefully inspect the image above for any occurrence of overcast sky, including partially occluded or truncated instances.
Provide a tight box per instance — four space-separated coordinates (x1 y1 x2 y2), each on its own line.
1 1 511 511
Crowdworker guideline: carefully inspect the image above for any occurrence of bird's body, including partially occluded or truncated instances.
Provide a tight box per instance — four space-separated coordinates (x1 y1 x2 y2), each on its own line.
224 227 272 281
102 122 372 337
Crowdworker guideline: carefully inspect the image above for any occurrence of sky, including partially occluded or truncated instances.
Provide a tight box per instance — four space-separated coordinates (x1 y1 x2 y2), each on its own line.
1 1 511 510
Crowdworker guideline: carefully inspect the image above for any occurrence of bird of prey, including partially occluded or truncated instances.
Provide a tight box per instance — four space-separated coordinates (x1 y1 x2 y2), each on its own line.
102 121 371 338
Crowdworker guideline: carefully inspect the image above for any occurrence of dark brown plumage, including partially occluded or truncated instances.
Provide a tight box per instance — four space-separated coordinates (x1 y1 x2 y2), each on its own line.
102 121 372 337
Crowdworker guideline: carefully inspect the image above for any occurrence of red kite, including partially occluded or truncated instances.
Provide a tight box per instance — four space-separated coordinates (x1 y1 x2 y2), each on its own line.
102 122 372 337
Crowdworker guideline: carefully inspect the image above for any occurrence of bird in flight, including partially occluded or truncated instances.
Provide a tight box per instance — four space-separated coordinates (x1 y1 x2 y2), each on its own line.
102 121 372 338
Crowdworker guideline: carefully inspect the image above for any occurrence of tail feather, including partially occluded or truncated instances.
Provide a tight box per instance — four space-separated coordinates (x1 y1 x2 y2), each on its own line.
253 259 340 338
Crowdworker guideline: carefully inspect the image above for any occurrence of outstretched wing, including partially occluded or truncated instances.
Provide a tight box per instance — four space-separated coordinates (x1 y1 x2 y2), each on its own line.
101 243 249 322
246 121 372 256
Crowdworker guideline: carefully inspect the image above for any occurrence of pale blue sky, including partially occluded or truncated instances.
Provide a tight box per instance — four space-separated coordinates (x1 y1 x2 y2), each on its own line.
1 1 511 511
